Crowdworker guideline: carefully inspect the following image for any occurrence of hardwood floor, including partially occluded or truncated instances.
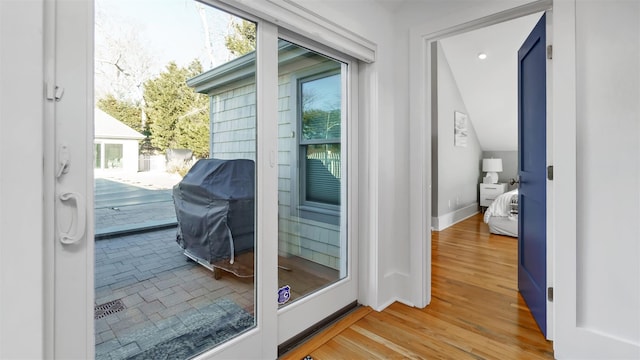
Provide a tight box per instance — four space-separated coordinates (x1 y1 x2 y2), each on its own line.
281 214 554 359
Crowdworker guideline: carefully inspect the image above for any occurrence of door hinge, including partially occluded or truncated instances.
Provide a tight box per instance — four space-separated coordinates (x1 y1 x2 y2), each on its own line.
547 165 554 181
548 287 554 302
547 45 553 60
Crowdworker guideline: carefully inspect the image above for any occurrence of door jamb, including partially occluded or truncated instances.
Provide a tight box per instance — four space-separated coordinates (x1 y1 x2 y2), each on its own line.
408 0 554 336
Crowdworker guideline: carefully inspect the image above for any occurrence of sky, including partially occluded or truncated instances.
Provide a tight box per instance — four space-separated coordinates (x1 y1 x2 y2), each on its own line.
94 0 341 106
95 0 242 100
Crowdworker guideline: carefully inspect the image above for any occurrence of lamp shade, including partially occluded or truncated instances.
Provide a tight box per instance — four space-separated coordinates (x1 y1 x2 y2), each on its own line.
482 158 503 172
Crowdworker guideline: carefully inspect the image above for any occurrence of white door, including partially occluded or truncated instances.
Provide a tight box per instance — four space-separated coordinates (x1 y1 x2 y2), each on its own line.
51 0 357 357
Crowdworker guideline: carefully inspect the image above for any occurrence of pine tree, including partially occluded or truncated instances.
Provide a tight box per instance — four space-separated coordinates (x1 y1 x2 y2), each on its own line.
224 20 256 56
96 94 144 133
143 60 210 158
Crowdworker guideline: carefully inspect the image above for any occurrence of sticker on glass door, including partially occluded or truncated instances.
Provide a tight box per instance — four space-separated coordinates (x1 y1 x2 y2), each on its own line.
278 285 292 305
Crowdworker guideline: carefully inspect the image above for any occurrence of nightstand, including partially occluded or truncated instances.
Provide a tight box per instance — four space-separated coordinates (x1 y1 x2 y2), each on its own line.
480 183 508 208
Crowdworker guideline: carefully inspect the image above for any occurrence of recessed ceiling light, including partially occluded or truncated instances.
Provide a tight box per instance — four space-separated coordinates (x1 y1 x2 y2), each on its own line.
478 53 487 60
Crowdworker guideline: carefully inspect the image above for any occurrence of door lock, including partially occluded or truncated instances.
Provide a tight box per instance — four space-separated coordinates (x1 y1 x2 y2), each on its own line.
57 144 70 178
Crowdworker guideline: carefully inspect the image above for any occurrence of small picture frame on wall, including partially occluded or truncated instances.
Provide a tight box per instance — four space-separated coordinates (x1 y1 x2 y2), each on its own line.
454 111 468 147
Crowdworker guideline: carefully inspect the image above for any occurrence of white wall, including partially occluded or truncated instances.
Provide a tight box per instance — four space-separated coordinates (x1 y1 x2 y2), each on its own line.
433 42 482 226
0 1 45 358
575 0 639 346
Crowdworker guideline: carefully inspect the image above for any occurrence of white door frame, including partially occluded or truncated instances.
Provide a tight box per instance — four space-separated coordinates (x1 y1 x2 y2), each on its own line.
47 1 95 357
407 0 554 334
410 0 639 356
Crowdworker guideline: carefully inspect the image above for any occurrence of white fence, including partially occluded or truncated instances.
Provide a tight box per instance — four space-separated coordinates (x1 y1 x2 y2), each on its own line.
307 151 341 179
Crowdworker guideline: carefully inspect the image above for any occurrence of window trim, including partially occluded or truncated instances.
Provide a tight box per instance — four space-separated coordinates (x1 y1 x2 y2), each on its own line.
294 67 343 225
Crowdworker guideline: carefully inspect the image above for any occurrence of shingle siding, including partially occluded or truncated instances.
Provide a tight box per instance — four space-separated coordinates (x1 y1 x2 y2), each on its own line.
208 74 340 270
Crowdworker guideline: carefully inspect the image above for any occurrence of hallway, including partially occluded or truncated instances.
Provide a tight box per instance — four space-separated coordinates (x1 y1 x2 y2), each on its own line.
283 214 554 359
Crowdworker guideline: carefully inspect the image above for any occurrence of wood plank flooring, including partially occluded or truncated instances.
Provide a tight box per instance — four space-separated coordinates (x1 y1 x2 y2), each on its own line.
279 255 339 306
281 214 554 359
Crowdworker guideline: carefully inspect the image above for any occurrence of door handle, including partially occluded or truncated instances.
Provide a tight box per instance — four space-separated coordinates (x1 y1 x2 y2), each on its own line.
59 192 86 245
510 178 520 186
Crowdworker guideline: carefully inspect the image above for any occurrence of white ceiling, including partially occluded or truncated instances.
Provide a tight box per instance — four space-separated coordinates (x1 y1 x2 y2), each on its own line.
373 0 407 12
439 13 543 151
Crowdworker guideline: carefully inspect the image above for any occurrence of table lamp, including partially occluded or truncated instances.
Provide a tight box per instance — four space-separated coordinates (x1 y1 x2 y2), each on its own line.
482 158 503 184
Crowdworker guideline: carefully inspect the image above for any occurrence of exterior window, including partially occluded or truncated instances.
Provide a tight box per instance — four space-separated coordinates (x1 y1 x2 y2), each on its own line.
299 72 341 217
94 143 102 169
104 143 123 168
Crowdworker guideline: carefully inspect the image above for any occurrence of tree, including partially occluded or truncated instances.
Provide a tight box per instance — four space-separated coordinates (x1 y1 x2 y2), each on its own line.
143 60 210 158
175 109 210 159
302 109 341 140
224 19 256 56
94 6 155 103
97 94 145 134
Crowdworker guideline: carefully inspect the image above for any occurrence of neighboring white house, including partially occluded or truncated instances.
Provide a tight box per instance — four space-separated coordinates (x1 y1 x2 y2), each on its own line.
94 108 145 173
187 40 343 271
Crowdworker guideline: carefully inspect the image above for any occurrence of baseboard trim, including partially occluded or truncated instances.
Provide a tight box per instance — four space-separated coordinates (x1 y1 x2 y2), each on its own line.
432 203 479 231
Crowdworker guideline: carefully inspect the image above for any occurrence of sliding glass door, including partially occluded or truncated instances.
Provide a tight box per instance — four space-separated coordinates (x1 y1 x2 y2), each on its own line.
92 2 267 358
51 0 356 357
276 37 358 346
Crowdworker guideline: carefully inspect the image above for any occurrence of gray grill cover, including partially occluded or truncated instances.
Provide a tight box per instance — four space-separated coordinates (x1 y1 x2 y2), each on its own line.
173 159 255 264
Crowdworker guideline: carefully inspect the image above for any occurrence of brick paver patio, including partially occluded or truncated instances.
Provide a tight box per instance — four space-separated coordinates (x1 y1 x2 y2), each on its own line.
93 171 256 358
95 226 254 359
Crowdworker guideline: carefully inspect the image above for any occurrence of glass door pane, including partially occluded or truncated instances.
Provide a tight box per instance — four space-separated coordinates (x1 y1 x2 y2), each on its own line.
276 40 346 307
93 2 257 358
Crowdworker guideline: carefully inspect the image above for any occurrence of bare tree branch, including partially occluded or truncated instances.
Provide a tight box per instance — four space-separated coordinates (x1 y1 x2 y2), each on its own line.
196 3 215 67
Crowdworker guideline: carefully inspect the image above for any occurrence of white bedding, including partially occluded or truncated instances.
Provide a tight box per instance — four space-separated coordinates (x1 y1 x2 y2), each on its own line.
483 189 518 222
484 189 518 237
487 216 518 237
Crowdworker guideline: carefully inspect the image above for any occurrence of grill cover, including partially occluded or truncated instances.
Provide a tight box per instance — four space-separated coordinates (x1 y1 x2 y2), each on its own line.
173 159 255 264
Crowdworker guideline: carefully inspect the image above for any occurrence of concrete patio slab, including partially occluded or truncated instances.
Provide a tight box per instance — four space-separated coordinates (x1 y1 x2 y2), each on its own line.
94 172 180 237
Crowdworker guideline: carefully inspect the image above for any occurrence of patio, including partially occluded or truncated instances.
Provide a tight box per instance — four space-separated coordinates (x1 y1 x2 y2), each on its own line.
94 227 255 359
94 172 255 359
93 171 339 359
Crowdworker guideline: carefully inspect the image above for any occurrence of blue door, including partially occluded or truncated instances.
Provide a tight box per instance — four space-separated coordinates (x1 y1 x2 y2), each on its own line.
518 13 547 337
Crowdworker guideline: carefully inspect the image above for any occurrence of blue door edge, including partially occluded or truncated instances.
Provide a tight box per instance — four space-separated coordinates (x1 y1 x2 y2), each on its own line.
517 12 548 337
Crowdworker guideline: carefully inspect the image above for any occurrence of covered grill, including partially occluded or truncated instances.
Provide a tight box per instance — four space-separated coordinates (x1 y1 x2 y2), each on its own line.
173 159 255 270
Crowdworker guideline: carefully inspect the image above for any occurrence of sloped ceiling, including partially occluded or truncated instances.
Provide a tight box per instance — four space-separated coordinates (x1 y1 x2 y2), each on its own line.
439 13 543 151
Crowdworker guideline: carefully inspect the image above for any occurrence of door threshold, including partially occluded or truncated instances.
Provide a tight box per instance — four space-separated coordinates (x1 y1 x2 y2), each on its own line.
277 301 359 358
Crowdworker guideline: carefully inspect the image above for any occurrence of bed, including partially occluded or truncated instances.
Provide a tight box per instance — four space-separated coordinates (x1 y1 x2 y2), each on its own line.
483 189 518 237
